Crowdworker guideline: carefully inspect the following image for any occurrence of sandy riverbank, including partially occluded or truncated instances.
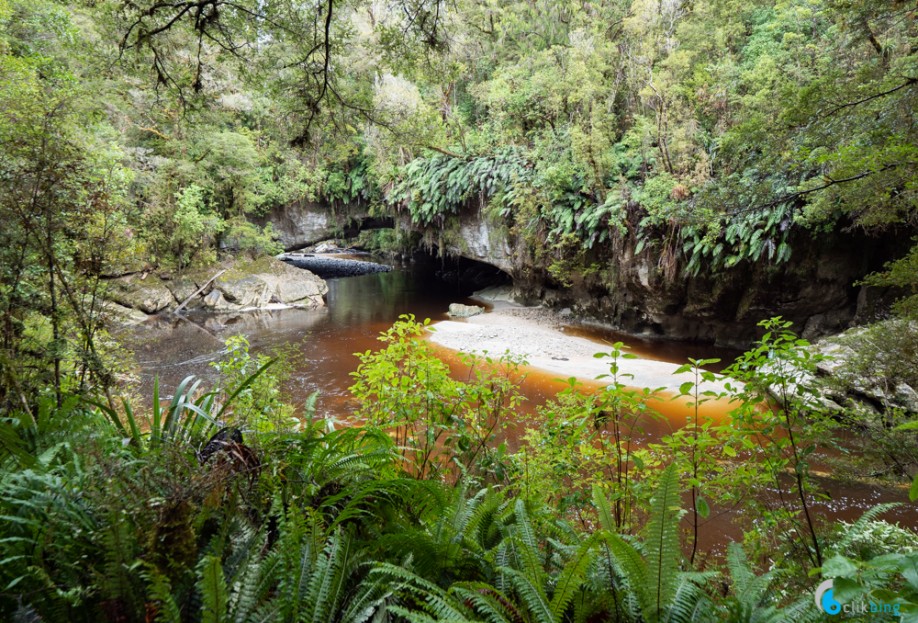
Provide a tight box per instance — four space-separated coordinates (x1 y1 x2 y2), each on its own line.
427 307 737 398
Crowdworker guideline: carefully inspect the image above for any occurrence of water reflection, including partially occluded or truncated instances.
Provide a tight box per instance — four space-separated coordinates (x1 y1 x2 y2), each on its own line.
121 265 484 415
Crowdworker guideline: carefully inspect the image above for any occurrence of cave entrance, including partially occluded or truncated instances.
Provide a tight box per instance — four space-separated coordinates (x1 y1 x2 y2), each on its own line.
412 251 513 297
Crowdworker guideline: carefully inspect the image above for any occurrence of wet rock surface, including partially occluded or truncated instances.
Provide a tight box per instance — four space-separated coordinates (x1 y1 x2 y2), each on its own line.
281 254 392 279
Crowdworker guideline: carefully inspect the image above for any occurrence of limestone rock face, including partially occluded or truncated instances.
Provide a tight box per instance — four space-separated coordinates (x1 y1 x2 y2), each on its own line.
254 201 390 251
811 320 918 417
260 197 909 347
108 276 175 314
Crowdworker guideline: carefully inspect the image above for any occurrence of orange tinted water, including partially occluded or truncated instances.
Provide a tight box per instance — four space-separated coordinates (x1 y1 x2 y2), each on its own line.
120 265 918 547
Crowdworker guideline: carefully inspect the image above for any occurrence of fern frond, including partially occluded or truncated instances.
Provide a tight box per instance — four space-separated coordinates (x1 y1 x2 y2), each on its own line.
304 531 351 623
501 566 554 623
645 464 682 620
337 564 393 623
664 572 714 623
833 502 902 552
197 554 228 623
592 485 616 534
142 564 181 623
549 537 597 619
599 532 649 620
463 490 507 555
369 563 470 621
449 582 518 623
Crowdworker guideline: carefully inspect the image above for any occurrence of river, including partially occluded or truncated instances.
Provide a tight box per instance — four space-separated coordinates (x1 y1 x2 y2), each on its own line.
120 259 918 555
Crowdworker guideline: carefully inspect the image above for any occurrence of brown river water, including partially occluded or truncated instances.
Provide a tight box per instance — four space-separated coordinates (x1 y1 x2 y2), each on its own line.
118 261 917 555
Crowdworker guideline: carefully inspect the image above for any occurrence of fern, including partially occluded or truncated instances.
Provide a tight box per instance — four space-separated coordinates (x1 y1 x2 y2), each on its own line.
142 564 181 623
645 464 682 620
96 511 142 615
549 537 596 620
303 532 351 623
387 150 532 226
599 465 712 623
197 555 229 623
832 503 901 553
500 567 554 622
370 562 471 621
449 582 518 623
721 542 822 623
591 485 616 534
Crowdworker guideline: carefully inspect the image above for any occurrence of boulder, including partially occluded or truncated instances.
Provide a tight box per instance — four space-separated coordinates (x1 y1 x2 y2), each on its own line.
106 257 327 315
894 383 918 413
448 303 485 318
107 275 175 314
165 277 201 306
472 285 519 304
216 275 272 307
102 301 149 325
811 321 918 416
202 289 237 312
257 260 327 304
313 241 340 254
216 257 327 309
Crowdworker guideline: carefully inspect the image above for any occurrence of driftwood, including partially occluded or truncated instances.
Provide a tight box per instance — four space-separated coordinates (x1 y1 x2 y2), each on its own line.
173 269 226 314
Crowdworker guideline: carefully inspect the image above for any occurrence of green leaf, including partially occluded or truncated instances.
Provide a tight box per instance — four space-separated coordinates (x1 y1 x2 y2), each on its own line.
593 485 616 533
696 497 710 519
197 555 228 623
822 555 859 580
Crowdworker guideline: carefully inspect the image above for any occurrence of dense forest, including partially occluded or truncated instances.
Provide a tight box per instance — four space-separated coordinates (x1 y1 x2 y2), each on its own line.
1 0 917 621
